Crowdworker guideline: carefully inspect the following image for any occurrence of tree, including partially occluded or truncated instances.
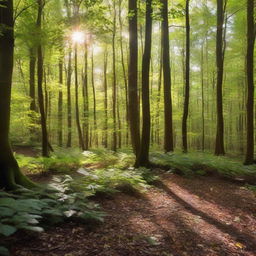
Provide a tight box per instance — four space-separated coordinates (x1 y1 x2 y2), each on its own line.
244 0 255 164
82 43 89 150
135 0 153 167
128 0 140 157
0 0 35 189
214 0 226 155
112 0 117 151
66 46 72 147
103 50 108 148
182 0 190 153
74 42 85 150
57 56 63 147
161 0 174 152
37 0 50 157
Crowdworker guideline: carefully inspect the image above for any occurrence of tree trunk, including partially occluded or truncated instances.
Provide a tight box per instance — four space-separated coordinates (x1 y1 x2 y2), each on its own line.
182 0 190 153
37 0 49 157
28 47 37 140
29 48 37 113
128 0 140 156
103 50 108 148
83 44 89 150
119 0 129 147
91 48 98 147
161 0 174 152
215 0 225 155
66 47 72 147
0 0 35 189
112 2 117 152
57 57 63 147
244 0 255 164
135 0 152 167
201 42 205 151
74 45 85 150
155 31 163 146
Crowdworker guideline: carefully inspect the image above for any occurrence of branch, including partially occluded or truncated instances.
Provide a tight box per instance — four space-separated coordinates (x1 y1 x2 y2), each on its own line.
14 3 35 22
226 7 245 21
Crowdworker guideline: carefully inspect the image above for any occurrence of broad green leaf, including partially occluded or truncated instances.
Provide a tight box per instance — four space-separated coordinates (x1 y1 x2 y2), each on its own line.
0 207 15 217
0 224 17 236
0 198 16 207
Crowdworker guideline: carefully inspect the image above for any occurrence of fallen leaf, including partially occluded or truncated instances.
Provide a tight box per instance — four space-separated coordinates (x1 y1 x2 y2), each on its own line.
235 242 244 249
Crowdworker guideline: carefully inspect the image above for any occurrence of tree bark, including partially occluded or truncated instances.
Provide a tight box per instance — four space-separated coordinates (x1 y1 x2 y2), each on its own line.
119 0 129 147
182 0 190 153
112 1 117 151
0 0 35 189
57 57 63 147
244 0 255 164
135 0 152 167
215 0 226 155
66 47 72 147
103 50 108 148
37 0 49 157
82 44 89 150
161 0 174 152
74 44 85 150
29 48 37 113
128 0 140 156
91 48 98 147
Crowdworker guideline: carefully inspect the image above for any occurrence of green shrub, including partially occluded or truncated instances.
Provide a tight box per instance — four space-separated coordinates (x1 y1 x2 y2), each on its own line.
0 176 105 255
72 167 151 197
150 152 256 179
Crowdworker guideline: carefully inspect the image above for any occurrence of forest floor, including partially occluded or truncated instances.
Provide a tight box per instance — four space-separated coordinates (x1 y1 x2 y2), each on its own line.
11 170 256 256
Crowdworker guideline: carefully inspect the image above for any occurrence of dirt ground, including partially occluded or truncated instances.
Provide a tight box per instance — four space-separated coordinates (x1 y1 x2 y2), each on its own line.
11 172 256 256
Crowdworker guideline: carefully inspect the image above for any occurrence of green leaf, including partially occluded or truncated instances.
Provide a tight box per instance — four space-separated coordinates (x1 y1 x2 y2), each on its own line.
0 207 15 217
0 198 16 207
0 224 17 236
0 246 9 256
41 209 63 216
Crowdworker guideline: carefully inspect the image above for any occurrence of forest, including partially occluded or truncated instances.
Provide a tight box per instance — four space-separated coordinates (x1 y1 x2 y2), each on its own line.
0 0 256 255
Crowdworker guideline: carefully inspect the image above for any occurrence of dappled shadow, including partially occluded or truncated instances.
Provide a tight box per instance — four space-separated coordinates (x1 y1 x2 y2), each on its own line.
162 173 256 216
11 174 256 256
154 179 256 252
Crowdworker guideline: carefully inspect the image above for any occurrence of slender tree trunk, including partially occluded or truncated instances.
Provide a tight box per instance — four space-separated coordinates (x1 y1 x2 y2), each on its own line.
182 0 190 153
83 44 89 150
112 1 117 151
29 48 36 113
155 33 163 146
244 0 255 164
66 47 72 147
57 57 63 147
215 0 225 155
128 0 140 156
0 0 35 189
28 47 37 140
91 48 98 147
117 88 122 149
119 0 129 147
136 0 152 167
161 0 174 152
37 0 49 157
74 44 85 150
201 43 205 151
103 50 108 148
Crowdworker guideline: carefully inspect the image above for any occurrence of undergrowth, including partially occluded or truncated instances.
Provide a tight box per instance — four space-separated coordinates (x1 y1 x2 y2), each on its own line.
1 149 158 255
150 152 256 181
0 177 105 255
16 148 135 175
